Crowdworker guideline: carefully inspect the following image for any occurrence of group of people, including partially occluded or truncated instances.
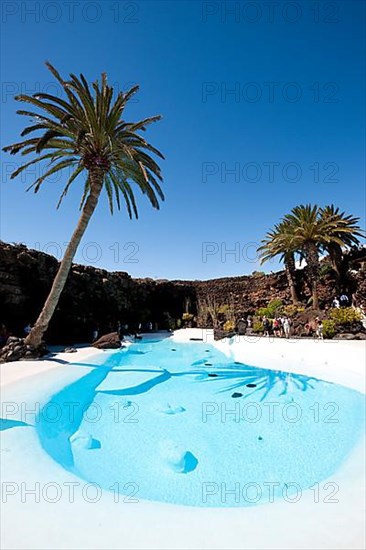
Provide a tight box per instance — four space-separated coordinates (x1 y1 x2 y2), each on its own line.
332 293 350 309
262 315 292 338
91 320 156 342
263 315 326 340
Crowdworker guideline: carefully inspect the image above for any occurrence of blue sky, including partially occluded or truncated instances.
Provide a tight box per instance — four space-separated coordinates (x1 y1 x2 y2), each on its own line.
1 0 365 279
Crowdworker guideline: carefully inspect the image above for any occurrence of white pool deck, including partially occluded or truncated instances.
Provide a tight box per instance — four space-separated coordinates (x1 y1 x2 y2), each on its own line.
0 329 365 550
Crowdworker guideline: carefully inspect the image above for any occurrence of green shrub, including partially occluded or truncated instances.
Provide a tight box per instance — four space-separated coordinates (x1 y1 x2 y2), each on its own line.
182 313 194 322
268 299 283 315
223 320 235 332
256 299 283 319
253 320 264 333
176 318 182 329
329 308 361 325
217 304 230 316
322 320 336 339
283 304 305 317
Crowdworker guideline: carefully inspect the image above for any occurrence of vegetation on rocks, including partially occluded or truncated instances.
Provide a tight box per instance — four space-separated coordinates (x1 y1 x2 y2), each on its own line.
253 320 264 333
329 307 362 325
223 320 235 333
256 299 284 319
322 320 337 339
258 204 365 309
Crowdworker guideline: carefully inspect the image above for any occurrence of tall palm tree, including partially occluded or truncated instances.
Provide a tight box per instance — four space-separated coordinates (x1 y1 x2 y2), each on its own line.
258 221 299 305
281 205 321 308
3 63 164 350
319 205 364 280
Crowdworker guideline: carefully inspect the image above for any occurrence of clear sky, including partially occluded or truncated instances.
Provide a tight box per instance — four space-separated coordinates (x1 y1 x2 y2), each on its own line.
1 0 365 280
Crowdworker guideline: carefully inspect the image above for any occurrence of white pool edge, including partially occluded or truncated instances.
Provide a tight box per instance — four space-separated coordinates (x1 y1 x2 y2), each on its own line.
0 330 365 550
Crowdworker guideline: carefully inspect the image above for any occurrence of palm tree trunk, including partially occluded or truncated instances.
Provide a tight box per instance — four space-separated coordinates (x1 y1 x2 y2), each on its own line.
25 170 104 348
305 243 320 310
206 296 218 329
284 253 299 304
328 244 343 290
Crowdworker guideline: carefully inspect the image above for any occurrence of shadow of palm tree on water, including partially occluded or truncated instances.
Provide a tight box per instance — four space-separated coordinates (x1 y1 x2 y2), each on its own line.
201 363 322 401
0 418 31 431
96 362 322 401
34 356 325 474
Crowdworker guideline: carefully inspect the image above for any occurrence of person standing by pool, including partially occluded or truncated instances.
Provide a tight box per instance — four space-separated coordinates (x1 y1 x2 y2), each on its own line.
92 325 99 342
278 316 285 338
283 317 291 339
262 316 270 337
304 321 312 337
315 317 323 339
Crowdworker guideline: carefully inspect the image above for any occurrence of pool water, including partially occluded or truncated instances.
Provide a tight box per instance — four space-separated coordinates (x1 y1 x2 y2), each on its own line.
36 337 365 507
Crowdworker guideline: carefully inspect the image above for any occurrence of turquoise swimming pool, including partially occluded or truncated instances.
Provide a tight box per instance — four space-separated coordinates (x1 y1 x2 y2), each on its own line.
36 337 365 507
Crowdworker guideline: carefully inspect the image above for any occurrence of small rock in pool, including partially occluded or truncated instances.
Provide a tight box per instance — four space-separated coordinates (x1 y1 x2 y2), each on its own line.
232 392 243 398
205 363 213 366
171 349 177 352
208 373 218 377
157 403 186 415
69 431 93 450
159 441 198 473
258 436 263 441
246 383 257 388
205 350 210 352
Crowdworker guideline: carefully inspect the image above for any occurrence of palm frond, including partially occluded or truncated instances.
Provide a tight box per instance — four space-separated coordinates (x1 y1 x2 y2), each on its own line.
3 62 164 214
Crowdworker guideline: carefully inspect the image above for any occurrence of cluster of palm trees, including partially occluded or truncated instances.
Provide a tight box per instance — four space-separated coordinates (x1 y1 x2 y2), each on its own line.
258 204 365 309
2 63 365 352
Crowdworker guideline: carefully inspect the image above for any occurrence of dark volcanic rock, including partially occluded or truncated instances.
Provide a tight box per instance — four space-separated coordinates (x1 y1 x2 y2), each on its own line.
336 322 364 335
1 242 365 346
93 332 121 349
0 242 194 344
335 333 357 341
0 337 48 363
214 329 236 341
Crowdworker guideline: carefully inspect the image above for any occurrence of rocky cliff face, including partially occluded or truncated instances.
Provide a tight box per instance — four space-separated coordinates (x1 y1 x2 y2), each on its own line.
0 242 194 343
1 241 365 344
